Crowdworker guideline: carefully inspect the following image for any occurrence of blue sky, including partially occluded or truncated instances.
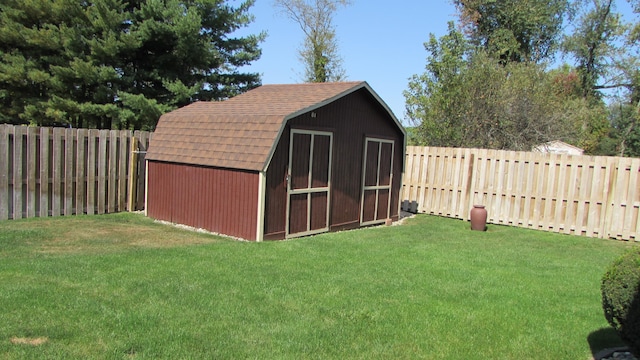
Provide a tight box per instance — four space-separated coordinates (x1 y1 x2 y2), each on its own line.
238 1 636 125
239 1 458 125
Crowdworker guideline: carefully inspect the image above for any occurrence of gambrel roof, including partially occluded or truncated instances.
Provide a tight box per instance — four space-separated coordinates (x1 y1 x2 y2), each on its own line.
146 81 404 172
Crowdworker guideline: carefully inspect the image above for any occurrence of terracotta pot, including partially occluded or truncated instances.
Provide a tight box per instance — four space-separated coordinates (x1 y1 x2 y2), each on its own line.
470 205 487 231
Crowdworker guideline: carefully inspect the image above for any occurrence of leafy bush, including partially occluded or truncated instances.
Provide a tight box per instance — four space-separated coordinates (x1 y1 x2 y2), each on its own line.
602 247 640 355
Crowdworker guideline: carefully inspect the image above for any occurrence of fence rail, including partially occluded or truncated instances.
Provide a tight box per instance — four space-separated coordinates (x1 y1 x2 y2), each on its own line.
0 124 151 220
402 146 640 241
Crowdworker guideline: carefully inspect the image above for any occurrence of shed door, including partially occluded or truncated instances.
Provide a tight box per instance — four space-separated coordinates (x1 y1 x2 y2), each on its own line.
286 129 333 238
360 138 394 225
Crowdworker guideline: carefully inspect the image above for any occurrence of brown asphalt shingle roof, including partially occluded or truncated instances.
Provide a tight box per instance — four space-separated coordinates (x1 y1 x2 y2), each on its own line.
146 81 398 172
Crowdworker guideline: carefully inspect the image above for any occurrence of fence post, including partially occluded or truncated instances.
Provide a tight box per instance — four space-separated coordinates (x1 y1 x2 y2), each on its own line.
464 152 475 220
0 124 9 220
128 136 138 212
13 126 25 219
26 127 37 218
39 127 50 217
602 157 619 239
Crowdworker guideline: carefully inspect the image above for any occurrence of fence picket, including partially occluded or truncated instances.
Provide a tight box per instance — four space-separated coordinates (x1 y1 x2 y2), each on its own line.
108 131 117 213
64 128 74 216
26 127 37 217
619 158 639 239
13 126 25 219
87 129 97 215
39 127 50 217
51 128 63 217
0 125 9 220
118 131 129 211
76 129 87 215
97 130 108 214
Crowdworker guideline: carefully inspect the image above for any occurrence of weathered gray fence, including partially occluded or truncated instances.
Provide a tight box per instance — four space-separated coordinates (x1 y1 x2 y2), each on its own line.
402 146 640 241
0 124 151 220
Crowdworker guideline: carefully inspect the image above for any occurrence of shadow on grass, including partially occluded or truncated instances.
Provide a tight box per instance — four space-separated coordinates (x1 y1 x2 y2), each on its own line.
587 327 627 359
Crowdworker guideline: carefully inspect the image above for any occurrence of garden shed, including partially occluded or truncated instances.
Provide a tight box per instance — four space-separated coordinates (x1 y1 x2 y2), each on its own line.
145 81 406 241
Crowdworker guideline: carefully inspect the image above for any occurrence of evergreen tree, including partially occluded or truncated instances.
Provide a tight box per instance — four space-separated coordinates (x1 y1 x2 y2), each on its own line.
0 0 265 129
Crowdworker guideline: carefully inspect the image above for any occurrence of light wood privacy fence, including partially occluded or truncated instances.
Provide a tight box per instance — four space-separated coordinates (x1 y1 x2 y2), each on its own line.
402 146 640 241
0 124 151 220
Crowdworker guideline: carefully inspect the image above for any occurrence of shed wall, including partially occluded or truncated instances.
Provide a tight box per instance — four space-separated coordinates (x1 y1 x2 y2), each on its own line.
147 161 259 240
264 88 404 239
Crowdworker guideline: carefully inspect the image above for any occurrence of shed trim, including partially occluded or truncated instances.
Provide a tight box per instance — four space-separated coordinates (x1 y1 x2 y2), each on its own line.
144 160 149 217
256 171 266 242
360 137 395 226
285 129 334 238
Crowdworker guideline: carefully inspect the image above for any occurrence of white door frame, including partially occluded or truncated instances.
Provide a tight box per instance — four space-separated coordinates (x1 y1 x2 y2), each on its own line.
285 129 333 238
360 137 394 226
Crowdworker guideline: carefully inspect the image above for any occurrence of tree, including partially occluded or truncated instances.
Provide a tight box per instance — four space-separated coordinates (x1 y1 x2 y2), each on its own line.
274 0 350 82
453 0 570 63
404 23 608 151
0 0 265 129
630 0 640 42
562 0 625 99
619 0 640 156
404 22 471 146
601 100 640 156
561 0 640 156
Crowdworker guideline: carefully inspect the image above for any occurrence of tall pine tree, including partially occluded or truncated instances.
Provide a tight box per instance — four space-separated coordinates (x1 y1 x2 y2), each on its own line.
0 0 264 129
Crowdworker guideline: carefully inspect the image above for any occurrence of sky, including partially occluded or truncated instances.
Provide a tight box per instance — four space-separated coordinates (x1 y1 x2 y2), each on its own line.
238 1 459 125
238 1 636 125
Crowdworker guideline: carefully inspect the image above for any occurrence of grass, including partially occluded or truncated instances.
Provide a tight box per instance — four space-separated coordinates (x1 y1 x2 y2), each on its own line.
0 212 636 359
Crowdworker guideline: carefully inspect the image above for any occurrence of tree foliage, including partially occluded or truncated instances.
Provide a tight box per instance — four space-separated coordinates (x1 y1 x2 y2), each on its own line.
564 0 640 156
601 247 640 356
405 26 606 151
0 0 265 129
404 23 470 147
406 0 639 156
453 0 570 63
274 0 350 82
563 0 625 99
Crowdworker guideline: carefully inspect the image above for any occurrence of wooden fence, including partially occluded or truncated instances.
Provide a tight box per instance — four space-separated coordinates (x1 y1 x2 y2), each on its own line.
402 146 640 241
4 127 639 242
0 124 151 220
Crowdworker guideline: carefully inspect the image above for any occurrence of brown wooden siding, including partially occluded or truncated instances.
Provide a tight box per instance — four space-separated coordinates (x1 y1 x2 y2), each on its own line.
289 193 308 235
264 88 404 238
264 130 289 240
147 161 259 240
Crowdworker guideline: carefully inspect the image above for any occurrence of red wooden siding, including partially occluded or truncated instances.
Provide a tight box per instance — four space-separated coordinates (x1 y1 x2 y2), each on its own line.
264 88 404 239
147 161 259 240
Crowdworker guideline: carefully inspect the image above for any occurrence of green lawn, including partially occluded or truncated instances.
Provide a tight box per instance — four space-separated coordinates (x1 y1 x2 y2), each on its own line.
0 212 636 359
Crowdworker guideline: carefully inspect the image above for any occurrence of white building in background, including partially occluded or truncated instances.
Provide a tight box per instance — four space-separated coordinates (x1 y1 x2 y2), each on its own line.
533 140 584 155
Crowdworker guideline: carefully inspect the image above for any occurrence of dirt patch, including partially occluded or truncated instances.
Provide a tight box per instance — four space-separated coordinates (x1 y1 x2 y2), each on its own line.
36 222 223 255
10 337 48 346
